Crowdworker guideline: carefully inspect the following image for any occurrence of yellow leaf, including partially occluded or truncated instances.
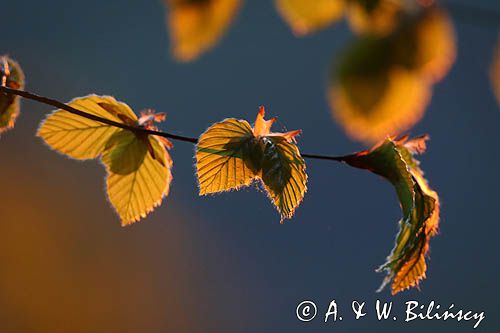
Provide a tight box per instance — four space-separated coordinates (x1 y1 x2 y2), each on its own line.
38 95 173 225
165 0 242 62
329 67 431 144
196 118 257 194
275 0 345 36
346 0 401 37
103 131 173 226
196 107 307 221
0 56 25 134
37 95 138 160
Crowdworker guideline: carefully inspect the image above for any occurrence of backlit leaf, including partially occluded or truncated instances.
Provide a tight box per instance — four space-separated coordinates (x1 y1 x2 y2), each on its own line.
346 0 402 36
260 135 307 220
103 131 173 225
196 118 258 194
196 107 306 221
165 0 242 62
275 0 345 36
0 56 25 134
343 135 439 294
343 138 414 222
38 95 173 225
382 168 439 294
37 95 138 160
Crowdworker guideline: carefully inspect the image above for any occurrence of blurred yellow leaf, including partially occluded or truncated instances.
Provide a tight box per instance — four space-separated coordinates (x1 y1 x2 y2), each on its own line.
0 56 25 134
414 8 456 82
103 130 173 225
38 95 173 225
165 0 242 62
490 34 500 107
196 107 306 221
329 6 455 144
330 65 431 144
392 6 456 83
275 0 345 36
346 0 402 36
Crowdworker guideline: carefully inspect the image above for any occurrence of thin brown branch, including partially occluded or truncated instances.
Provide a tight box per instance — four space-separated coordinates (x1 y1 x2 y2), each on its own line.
0 86 350 162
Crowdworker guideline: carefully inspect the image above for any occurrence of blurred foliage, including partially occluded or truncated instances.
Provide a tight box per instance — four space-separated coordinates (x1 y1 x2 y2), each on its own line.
347 0 402 36
275 0 345 36
343 135 439 294
165 0 242 62
37 95 173 225
491 34 500 107
161 1 458 145
196 106 307 222
0 56 24 133
164 0 407 61
329 6 455 144
275 0 402 37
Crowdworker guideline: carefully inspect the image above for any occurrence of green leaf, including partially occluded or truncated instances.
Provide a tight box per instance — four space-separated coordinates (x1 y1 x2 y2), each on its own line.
260 136 307 220
196 108 307 221
380 178 438 294
0 56 25 133
343 138 415 222
343 136 440 294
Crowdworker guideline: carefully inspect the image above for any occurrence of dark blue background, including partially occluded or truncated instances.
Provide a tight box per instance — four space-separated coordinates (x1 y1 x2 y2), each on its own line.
1 0 499 332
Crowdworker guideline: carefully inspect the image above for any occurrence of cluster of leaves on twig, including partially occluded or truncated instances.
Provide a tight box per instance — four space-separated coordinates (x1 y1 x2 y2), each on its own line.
4 0 500 296
1 55 440 294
